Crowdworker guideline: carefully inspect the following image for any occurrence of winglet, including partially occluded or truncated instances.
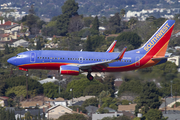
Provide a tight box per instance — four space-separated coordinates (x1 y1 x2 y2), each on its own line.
115 47 127 60
106 40 117 53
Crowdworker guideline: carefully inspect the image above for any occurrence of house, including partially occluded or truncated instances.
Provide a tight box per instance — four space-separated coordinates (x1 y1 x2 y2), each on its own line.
54 97 67 106
85 106 98 116
10 39 29 47
68 96 95 106
168 56 180 67
20 101 44 108
0 33 18 41
0 20 19 31
162 110 180 120
159 96 180 111
118 104 136 114
72 101 84 106
104 107 116 113
114 78 123 87
39 77 59 84
0 96 9 107
92 111 136 120
45 104 73 119
6 107 44 120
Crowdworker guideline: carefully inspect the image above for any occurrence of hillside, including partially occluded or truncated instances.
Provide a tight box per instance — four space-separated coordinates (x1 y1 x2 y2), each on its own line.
1 0 179 18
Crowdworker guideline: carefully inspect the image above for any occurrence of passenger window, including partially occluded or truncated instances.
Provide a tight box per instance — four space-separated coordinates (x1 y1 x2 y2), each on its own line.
50 57 52 59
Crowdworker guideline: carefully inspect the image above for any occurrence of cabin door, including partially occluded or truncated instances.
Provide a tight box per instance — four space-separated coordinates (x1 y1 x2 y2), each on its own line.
30 52 36 62
135 56 140 67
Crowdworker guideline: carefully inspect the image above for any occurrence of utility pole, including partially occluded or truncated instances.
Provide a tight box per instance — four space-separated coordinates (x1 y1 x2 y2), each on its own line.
70 88 73 104
171 81 173 98
26 71 29 101
165 97 166 114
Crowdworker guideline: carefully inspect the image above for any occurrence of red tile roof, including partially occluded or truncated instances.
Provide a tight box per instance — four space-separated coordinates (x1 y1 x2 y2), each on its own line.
0 21 17 26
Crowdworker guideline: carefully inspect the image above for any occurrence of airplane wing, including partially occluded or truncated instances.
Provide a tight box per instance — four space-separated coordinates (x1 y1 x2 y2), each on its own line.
78 47 127 69
106 40 117 53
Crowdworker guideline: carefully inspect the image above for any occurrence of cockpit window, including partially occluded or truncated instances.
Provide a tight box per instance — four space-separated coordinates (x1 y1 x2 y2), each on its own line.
16 55 24 58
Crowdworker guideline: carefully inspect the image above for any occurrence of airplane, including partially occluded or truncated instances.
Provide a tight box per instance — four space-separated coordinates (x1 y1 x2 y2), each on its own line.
7 20 175 81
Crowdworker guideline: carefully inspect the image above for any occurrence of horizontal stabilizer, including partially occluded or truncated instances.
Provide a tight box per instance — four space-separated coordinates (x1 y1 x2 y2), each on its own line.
151 57 168 60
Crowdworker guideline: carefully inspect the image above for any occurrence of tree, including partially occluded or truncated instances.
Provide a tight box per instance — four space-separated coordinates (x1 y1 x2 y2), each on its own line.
43 82 59 99
135 82 161 115
36 37 44 50
86 35 92 51
4 43 9 54
97 107 109 114
128 17 138 29
61 0 79 17
120 9 126 18
56 0 79 36
151 61 177 81
116 32 142 49
102 116 131 120
66 75 102 97
26 14 38 34
5 86 27 98
56 14 70 36
83 84 107 96
29 5 35 15
57 113 87 120
91 16 99 35
145 109 167 120
82 97 99 108
107 12 122 34
25 111 32 120
83 17 94 27
5 76 43 97
68 16 84 33
118 80 143 96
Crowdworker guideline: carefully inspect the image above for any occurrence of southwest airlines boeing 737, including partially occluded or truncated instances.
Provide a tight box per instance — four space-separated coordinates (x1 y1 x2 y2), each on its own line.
7 20 175 80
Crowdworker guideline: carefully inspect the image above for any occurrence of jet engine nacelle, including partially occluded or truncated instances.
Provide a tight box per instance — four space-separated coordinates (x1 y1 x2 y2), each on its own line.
60 65 79 75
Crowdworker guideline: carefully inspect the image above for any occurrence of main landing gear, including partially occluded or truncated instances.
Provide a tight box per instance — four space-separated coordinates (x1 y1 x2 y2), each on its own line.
87 72 94 81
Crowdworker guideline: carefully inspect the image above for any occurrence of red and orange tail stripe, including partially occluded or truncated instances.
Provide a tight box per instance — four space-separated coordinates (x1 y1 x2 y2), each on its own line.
106 40 117 53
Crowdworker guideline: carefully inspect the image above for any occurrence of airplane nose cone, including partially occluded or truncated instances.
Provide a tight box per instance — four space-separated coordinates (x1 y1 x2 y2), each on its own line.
7 57 16 65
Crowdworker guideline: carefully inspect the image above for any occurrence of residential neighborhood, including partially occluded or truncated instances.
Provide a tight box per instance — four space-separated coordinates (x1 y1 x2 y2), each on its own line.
0 0 180 120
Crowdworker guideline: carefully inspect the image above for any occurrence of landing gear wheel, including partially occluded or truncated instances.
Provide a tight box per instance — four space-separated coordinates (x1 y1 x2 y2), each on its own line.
87 73 94 81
